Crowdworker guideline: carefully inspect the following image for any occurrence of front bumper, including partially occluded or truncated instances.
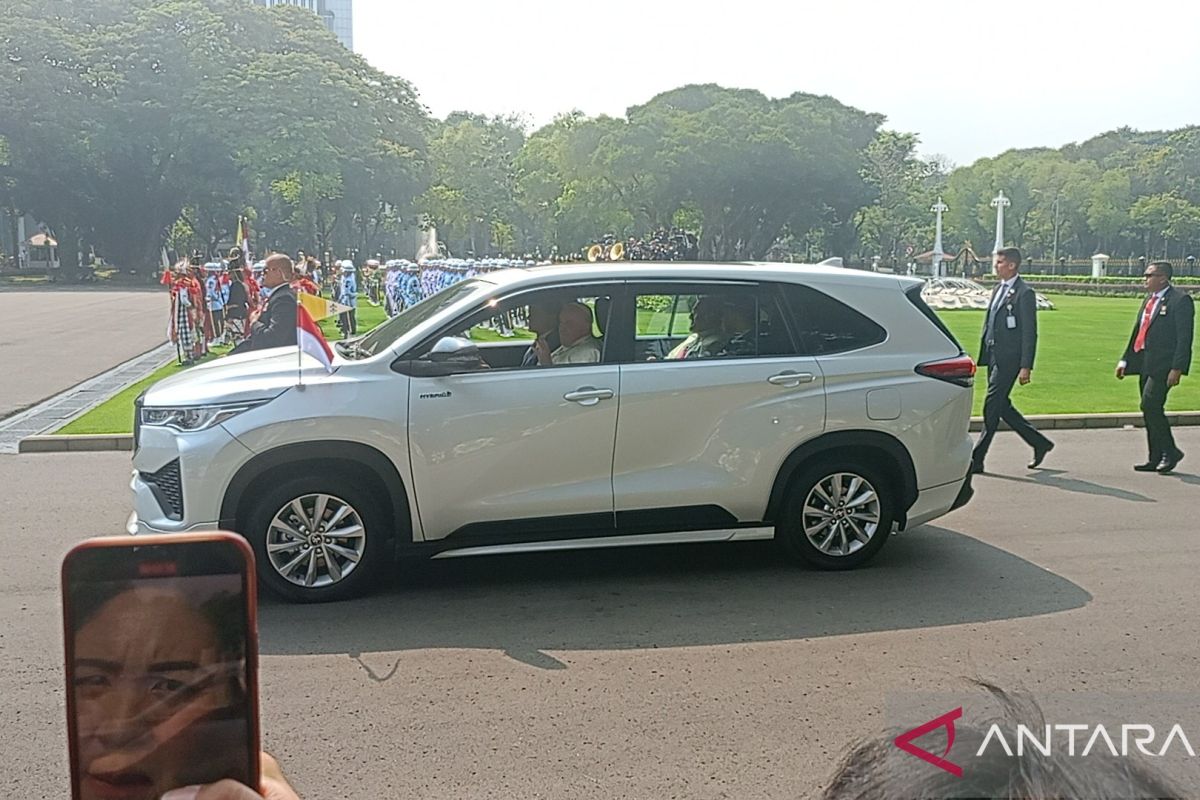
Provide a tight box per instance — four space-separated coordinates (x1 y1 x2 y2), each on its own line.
130 422 252 534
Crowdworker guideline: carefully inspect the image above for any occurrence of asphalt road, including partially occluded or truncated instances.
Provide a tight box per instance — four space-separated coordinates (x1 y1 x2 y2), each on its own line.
3 429 1199 799
0 289 167 419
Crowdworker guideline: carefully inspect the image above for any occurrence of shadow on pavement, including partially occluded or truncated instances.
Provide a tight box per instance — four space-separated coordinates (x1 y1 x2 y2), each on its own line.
1165 471 1200 486
985 468 1154 503
258 526 1091 669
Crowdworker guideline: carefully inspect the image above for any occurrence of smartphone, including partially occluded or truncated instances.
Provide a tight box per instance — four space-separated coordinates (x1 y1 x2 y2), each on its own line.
62 533 260 800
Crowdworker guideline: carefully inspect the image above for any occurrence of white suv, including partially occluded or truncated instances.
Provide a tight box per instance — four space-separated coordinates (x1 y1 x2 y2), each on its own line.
129 263 976 602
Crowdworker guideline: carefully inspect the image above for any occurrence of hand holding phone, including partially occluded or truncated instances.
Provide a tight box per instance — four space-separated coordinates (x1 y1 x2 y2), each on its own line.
62 533 260 800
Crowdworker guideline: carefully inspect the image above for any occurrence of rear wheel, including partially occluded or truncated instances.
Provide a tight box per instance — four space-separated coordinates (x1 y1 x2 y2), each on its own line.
245 475 388 602
776 459 894 570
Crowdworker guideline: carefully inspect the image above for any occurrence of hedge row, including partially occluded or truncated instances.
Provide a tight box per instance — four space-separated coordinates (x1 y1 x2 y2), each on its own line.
1010 274 1200 285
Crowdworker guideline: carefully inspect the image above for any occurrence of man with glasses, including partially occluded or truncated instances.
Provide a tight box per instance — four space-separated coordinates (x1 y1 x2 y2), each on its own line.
1117 260 1195 472
231 254 298 355
971 247 1054 474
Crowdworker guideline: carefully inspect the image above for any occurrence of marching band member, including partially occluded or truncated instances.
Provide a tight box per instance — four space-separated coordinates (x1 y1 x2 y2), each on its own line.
168 262 197 365
203 261 227 346
292 260 320 295
337 259 358 338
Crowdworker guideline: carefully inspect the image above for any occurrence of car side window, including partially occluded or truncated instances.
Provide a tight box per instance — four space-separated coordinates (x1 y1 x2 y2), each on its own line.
418 285 617 370
630 285 798 362
779 284 887 355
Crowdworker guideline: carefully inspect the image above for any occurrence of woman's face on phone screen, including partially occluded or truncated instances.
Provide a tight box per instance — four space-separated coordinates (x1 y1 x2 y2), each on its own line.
73 587 233 800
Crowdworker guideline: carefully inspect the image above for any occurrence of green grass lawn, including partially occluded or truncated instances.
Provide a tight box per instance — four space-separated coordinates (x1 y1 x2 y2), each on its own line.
941 293 1198 415
55 292 1198 435
58 344 233 435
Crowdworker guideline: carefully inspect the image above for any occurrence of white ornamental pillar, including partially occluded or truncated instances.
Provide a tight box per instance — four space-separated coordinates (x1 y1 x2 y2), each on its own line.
990 191 1010 263
931 197 948 278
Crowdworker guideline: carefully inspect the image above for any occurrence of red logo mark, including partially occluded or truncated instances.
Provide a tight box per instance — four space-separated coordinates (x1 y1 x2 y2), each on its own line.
893 707 964 777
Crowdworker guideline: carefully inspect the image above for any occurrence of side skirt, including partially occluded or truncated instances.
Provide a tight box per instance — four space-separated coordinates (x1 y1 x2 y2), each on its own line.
429 526 775 560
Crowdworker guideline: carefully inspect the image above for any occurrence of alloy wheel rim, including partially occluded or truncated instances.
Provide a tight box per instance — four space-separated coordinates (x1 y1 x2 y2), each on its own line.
801 472 881 556
266 493 366 588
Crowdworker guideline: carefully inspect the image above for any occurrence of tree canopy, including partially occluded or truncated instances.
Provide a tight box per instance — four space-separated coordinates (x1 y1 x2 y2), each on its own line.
1 0 1196 273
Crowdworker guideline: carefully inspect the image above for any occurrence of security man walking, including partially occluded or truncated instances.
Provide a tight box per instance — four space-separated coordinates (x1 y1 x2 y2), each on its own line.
971 246 1054 474
1117 260 1195 472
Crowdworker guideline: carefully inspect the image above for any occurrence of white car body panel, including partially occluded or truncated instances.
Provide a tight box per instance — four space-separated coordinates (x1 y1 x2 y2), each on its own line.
405 364 620 540
612 357 825 520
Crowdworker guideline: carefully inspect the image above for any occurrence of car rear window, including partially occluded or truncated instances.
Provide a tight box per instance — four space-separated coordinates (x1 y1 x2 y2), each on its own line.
904 284 962 351
778 284 887 355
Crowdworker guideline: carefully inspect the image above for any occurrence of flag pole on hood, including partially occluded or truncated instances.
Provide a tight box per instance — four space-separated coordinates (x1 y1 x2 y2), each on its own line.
295 295 336 388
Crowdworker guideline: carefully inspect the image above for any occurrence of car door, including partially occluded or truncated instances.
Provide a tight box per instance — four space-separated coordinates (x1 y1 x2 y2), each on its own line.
612 281 826 527
402 283 622 543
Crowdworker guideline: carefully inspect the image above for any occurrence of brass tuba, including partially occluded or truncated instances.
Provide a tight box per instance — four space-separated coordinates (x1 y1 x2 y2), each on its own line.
609 242 625 261
586 243 603 262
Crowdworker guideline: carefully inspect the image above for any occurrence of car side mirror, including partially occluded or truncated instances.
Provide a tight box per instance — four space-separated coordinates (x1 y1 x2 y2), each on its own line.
392 336 486 377
428 336 483 364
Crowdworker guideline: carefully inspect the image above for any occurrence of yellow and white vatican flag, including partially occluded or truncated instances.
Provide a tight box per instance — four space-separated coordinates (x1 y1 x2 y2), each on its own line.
297 292 353 322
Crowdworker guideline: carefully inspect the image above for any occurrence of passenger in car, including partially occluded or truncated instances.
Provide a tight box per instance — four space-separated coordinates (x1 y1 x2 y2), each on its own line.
665 297 725 359
520 298 563 367
535 302 601 365
715 297 757 358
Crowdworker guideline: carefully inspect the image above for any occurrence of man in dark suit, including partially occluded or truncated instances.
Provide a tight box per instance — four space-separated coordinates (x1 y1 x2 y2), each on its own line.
971 247 1054 473
230 254 298 354
1117 260 1195 472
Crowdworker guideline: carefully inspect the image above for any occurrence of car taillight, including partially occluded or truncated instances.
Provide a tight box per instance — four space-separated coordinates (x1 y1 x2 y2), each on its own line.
915 355 976 387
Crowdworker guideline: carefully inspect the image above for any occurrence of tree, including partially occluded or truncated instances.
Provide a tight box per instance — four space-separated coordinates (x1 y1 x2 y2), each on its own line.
0 0 429 273
856 131 940 266
1130 192 1200 258
418 114 524 256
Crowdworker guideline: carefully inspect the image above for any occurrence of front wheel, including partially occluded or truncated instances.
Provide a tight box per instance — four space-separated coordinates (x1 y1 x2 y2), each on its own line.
776 460 895 570
245 475 388 602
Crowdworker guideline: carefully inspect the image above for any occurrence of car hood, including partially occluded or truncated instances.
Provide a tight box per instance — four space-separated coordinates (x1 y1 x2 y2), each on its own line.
142 347 340 407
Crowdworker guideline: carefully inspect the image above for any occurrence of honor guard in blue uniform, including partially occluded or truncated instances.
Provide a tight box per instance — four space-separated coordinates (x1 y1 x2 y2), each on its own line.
337 259 358 338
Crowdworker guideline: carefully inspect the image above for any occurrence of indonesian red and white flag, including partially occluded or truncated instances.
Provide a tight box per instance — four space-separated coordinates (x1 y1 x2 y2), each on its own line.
236 216 251 262
296 302 335 373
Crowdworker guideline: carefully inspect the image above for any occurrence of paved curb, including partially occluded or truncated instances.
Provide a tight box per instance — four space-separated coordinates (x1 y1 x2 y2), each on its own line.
966 411 1200 432
19 434 133 453
18 412 1200 453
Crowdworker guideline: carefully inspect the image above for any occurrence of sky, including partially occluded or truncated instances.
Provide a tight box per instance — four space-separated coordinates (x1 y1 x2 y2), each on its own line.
356 0 1200 166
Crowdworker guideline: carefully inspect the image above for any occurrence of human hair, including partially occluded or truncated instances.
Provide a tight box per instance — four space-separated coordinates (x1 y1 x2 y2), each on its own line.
265 253 295 279
821 682 1184 800
561 301 594 325
997 247 1023 268
1149 260 1174 279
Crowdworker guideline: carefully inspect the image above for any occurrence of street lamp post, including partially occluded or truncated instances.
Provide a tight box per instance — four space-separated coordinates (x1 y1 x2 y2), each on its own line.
1051 195 1061 272
990 191 1009 262
931 197 948 278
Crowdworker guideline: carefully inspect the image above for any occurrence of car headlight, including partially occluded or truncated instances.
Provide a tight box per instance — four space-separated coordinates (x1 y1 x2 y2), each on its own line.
140 401 268 432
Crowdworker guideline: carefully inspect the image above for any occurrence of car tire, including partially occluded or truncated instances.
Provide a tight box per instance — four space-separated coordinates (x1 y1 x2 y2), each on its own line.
244 474 389 602
776 458 895 570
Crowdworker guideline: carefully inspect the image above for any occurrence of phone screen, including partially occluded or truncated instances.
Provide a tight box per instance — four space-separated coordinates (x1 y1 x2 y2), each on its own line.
63 535 258 800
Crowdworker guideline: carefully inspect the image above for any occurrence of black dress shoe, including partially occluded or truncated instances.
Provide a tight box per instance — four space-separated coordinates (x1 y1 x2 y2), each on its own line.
1134 461 1161 472
1158 450 1184 473
1028 441 1054 469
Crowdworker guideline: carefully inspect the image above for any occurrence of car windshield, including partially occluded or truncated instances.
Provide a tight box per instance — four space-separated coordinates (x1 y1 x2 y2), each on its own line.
342 278 493 358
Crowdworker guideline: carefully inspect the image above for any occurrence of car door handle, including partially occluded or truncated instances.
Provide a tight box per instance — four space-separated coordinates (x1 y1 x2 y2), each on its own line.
563 387 615 406
768 371 816 387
